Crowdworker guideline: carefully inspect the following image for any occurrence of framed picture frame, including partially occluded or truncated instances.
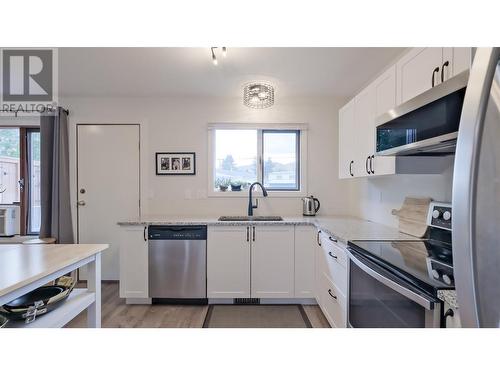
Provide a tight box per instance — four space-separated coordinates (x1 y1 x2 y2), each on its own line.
156 152 196 175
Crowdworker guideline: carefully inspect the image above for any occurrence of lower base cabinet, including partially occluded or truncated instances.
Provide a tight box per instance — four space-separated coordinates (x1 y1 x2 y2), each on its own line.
294 226 316 298
315 230 348 328
251 226 295 298
207 226 251 298
119 225 148 299
207 225 295 299
317 272 347 328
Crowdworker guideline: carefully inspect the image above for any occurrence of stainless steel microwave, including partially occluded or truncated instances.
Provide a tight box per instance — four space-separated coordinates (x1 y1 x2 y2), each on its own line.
375 70 469 156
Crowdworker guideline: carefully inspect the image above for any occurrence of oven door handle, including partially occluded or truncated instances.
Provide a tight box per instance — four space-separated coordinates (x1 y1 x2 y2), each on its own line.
347 248 437 310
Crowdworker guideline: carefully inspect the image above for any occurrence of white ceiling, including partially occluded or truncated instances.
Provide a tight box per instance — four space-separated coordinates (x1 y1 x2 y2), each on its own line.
59 47 406 98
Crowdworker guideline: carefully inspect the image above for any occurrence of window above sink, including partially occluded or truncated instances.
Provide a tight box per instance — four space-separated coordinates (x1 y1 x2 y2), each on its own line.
207 123 308 197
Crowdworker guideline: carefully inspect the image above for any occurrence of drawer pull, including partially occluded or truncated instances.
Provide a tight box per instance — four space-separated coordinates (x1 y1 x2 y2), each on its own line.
317 231 322 246
328 289 337 300
328 251 338 259
328 236 337 243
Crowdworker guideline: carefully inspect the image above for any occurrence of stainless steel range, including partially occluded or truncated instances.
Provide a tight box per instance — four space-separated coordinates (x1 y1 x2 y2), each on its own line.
346 202 453 328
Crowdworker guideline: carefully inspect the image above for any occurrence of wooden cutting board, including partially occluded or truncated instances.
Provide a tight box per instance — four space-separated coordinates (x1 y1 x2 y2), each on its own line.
391 197 432 238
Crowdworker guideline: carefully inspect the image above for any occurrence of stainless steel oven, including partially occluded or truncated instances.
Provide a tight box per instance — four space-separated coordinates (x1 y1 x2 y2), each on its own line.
347 247 441 328
347 202 454 328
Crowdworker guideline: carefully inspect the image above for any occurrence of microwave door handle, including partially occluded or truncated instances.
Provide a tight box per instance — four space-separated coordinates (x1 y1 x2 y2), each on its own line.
347 249 436 310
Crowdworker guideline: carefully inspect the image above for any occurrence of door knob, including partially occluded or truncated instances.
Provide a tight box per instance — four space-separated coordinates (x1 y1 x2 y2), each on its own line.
77 200 86 206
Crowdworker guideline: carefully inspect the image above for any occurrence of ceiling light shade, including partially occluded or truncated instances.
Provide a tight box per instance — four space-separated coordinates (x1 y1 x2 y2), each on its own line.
243 83 275 109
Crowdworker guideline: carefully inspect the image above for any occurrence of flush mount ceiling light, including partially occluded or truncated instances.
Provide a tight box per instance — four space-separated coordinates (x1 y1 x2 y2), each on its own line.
211 47 227 66
243 83 275 109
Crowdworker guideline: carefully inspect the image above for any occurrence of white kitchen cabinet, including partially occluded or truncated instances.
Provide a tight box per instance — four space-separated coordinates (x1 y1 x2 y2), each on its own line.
207 225 296 299
317 231 348 295
444 302 461 328
293 225 316 298
339 66 396 179
338 99 357 178
251 226 295 298
315 230 348 328
443 47 472 81
397 47 443 104
317 272 347 328
207 226 251 298
397 47 472 104
338 47 471 180
353 86 375 177
119 225 149 299
370 65 397 176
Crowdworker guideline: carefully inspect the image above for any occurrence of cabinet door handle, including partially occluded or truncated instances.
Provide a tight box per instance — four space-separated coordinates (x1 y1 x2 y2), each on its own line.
349 160 354 177
370 155 375 174
317 230 322 246
432 66 440 87
252 226 256 242
143 226 147 242
328 289 338 300
246 226 249 242
365 156 371 174
328 251 338 259
441 61 449 83
328 236 337 243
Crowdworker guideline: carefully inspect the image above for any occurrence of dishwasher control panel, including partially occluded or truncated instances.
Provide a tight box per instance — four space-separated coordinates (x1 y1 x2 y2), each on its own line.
148 225 207 240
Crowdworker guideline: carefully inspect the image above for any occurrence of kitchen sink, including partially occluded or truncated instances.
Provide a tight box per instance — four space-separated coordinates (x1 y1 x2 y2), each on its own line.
218 216 283 222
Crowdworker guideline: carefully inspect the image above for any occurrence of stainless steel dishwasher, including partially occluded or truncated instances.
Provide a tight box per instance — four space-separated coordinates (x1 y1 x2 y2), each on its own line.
148 225 207 303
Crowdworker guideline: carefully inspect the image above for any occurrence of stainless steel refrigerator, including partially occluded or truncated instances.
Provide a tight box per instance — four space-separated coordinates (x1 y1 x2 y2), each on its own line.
453 47 500 328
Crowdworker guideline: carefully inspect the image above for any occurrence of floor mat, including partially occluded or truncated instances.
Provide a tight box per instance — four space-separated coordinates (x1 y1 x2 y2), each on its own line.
203 305 312 328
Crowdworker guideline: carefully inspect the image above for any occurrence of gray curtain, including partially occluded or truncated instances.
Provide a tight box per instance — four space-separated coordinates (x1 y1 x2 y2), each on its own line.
39 107 74 243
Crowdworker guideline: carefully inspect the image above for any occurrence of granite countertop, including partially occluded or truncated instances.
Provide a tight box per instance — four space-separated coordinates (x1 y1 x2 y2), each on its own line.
117 215 416 244
438 290 458 310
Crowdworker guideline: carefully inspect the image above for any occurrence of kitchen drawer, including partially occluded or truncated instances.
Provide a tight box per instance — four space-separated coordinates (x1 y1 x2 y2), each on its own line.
319 232 347 268
318 272 347 328
317 247 347 295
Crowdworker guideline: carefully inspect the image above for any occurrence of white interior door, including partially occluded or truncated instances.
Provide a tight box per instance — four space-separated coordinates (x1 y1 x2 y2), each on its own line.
77 124 140 280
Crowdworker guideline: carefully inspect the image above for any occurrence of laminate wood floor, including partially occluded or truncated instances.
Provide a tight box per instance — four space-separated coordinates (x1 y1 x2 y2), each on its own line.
66 282 330 328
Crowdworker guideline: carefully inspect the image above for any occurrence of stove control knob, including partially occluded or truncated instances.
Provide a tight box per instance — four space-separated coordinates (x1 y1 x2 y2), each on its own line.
443 211 451 221
432 269 441 280
432 209 440 219
443 274 453 285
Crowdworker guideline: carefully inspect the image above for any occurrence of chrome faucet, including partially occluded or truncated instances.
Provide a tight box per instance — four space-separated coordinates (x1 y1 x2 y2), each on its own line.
248 182 268 216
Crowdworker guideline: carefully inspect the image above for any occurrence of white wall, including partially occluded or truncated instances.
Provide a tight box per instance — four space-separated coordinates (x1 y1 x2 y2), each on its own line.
62 93 452 231
61 95 351 223
347 162 454 228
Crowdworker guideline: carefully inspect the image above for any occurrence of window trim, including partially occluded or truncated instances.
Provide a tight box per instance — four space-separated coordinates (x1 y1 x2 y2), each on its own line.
207 123 308 198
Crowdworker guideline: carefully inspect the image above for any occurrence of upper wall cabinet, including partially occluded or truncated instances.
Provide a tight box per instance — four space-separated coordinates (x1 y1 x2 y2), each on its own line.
338 99 356 178
338 65 396 179
338 47 471 179
396 47 472 104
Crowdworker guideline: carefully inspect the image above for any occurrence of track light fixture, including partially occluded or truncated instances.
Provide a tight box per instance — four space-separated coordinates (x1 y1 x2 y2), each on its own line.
210 47 227 66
